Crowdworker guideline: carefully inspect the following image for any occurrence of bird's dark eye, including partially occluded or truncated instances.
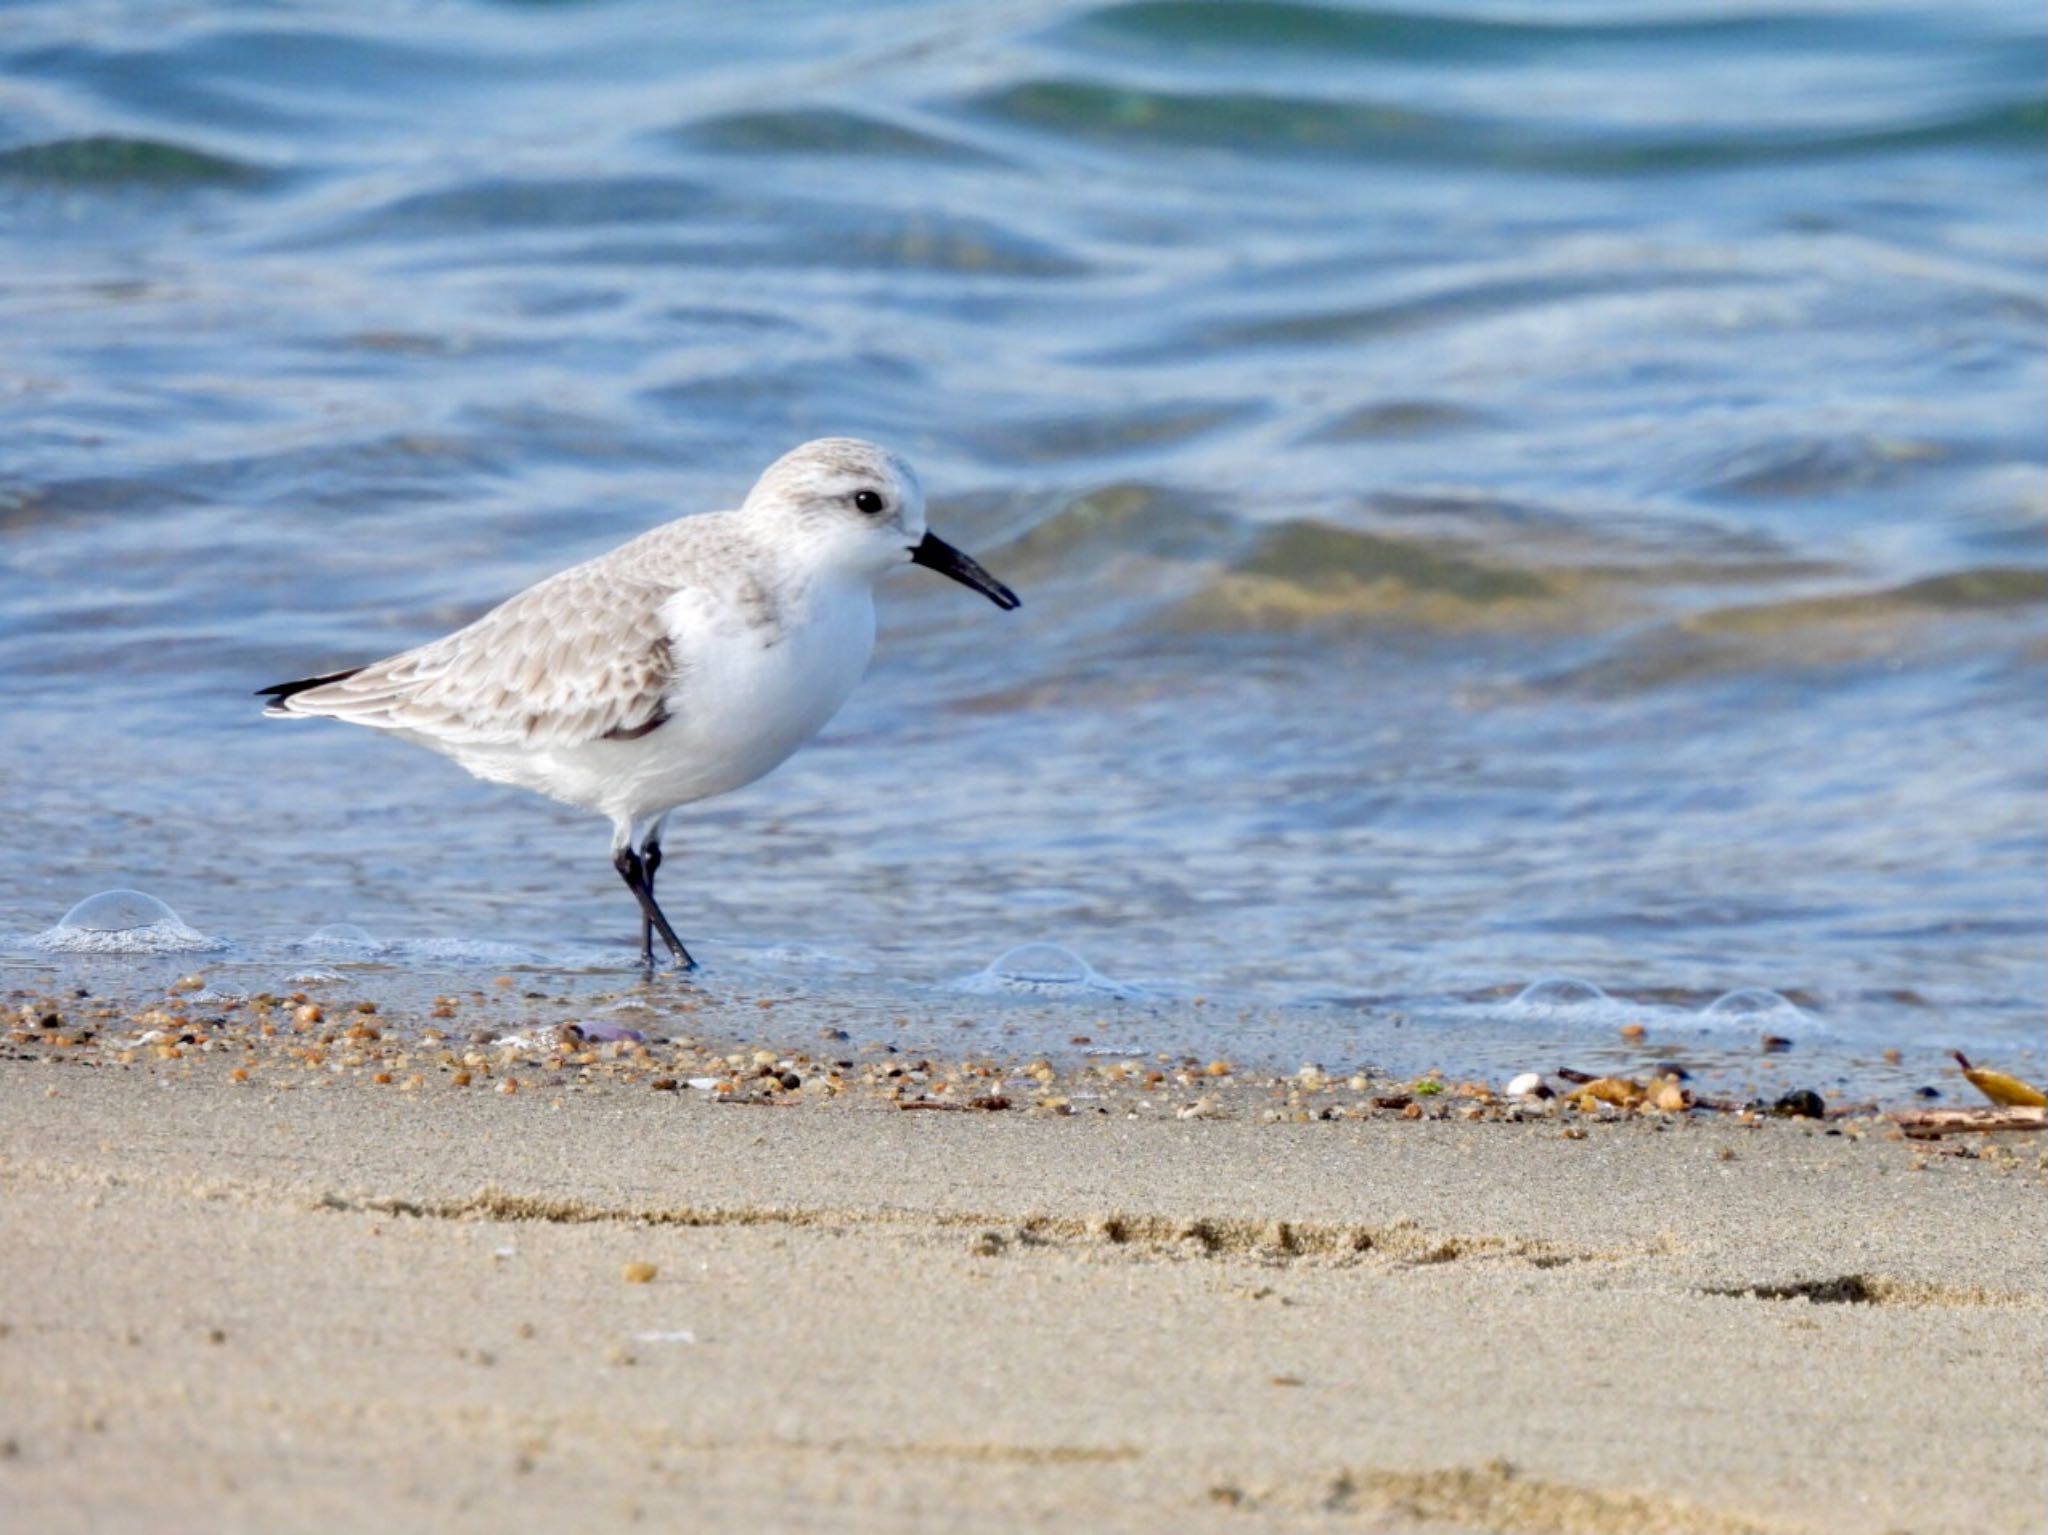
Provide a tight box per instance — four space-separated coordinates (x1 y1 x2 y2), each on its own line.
853 489 885 515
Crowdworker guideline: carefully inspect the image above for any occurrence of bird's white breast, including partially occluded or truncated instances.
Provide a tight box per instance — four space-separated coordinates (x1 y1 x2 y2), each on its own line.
454 572 877 826
650 574 877 803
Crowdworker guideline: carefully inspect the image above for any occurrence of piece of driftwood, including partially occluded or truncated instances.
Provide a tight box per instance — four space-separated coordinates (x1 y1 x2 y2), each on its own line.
898 1095 1012 1113
1892 1105 2046 1139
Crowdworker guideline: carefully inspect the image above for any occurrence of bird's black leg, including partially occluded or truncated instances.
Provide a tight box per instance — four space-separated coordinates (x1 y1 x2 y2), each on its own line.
638 832 664 969
614 846 694 972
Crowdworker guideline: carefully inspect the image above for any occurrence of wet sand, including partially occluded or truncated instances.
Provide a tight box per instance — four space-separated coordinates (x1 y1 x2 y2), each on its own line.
2 1008 2044 1535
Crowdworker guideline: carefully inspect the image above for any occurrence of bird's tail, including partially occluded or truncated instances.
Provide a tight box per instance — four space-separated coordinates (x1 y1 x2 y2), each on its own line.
255 666 364 716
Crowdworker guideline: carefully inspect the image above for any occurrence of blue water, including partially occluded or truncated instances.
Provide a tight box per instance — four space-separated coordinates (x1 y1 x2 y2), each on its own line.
1 0 2042 1097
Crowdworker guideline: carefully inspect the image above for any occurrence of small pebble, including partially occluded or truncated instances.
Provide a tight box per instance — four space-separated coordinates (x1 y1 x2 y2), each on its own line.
1771 1088 1825 1119
622 1261 657 1284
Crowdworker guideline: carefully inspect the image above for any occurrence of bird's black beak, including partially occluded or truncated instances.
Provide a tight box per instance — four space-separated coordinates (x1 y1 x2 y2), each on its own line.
910 531 1020 611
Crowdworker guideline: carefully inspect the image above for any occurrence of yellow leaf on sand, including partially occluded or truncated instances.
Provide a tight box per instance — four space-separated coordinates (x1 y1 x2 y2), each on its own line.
1571 1077 1645 1108
1952 1052 2047 1109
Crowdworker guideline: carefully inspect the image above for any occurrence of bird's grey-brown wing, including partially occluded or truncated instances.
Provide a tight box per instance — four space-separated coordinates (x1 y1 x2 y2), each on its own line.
270 562 679 749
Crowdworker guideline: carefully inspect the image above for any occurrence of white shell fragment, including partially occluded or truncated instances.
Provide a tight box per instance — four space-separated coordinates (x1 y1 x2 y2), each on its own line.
1505 1072 1553 1100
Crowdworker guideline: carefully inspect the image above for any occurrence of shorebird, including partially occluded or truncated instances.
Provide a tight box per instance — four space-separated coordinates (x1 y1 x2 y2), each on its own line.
259 438 1018 969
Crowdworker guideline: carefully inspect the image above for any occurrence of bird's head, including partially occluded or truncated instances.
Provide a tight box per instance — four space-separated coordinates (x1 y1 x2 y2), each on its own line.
742 438 1019 610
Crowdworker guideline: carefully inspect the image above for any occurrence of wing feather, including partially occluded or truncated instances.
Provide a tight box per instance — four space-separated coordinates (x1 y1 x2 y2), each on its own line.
274 563 679 749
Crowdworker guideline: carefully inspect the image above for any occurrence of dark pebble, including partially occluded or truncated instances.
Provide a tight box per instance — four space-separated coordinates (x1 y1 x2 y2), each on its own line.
1772 1089 1825 1118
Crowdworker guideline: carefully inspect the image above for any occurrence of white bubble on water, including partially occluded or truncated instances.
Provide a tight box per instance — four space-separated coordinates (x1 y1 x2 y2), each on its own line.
55 890 176 931
1507 976 1611 1011
957 942 1144 999
33 889 223 955
296 922 384 957
746 941 871 973
1701 988 1817 1030
992 942 1089 985
403 937 537 966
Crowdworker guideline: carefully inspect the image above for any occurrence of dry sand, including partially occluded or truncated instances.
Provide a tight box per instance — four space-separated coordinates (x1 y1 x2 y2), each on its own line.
2 1036 2043 1535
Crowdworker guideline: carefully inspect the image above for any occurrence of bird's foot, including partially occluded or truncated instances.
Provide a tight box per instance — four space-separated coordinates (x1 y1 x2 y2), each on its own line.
635 944 698 976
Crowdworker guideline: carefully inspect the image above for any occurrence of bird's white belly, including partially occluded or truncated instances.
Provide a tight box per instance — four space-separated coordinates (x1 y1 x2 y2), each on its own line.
445 583 876 825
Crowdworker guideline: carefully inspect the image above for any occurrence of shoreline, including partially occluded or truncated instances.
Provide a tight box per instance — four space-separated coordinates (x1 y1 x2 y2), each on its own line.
3 963 2023 1121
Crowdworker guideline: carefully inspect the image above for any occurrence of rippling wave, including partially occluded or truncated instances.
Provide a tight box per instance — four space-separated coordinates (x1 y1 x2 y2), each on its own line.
0 0 2041 1084
967 80 2044 174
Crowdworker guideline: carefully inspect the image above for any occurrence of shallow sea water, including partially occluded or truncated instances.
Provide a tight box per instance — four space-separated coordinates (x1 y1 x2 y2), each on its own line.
1 0 2042 1099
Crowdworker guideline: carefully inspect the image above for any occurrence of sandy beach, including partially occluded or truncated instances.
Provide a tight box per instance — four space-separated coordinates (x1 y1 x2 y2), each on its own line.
2 995 2042 1535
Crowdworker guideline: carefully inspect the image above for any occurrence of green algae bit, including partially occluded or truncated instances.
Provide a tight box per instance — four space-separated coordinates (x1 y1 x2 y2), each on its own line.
0 135 259 185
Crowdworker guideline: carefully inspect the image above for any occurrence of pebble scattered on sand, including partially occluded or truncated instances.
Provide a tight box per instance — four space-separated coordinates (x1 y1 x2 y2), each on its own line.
0 974 2013 1149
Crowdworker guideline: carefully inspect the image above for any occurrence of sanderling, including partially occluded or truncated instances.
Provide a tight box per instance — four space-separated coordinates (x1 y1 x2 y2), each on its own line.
258 438 1018 969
